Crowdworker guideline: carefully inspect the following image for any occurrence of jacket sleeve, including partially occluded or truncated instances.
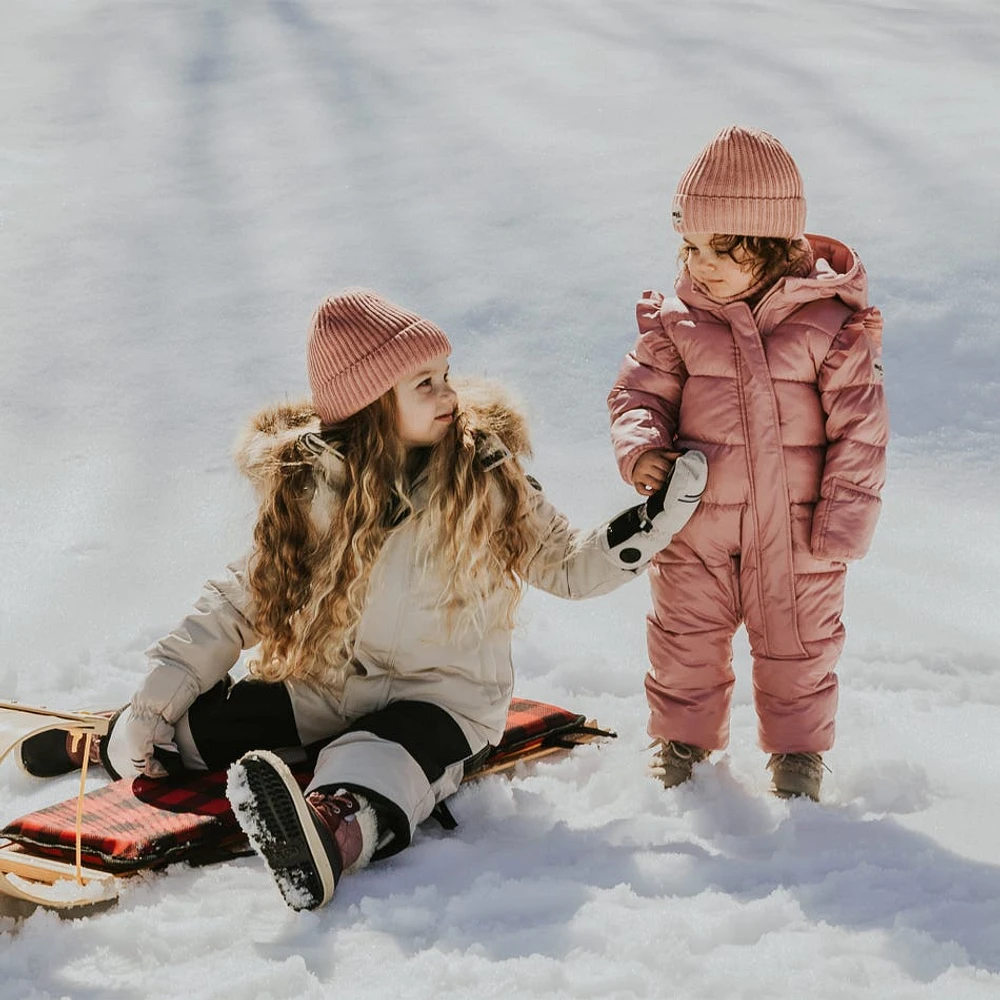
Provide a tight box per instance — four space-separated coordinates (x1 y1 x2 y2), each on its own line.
607 291 687 484
519 449 708 598
131 559 260 724
520 488 648 599
810 306 889 561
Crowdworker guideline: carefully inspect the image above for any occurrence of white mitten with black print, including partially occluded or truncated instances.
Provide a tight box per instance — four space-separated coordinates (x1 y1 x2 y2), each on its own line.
602 450 707 569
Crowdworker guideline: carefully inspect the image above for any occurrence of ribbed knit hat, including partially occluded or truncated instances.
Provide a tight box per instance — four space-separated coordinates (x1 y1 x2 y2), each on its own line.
671 126 806 239
307 288 452 424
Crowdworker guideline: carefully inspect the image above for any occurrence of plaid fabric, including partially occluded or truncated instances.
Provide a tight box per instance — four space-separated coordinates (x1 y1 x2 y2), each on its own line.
1 698 606 874
0 769 310 872
497 698 585 751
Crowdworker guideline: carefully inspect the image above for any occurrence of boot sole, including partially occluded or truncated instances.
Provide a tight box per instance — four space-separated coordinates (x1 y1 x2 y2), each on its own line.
226 750 336 911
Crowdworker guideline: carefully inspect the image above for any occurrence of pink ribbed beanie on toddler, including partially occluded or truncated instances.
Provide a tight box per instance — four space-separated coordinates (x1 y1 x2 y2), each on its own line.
671 125 806 239
307 289 452 424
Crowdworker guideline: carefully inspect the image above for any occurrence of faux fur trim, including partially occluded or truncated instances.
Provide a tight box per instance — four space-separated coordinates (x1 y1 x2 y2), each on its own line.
233 379 532 486
452 377 532 460
233 399 321 489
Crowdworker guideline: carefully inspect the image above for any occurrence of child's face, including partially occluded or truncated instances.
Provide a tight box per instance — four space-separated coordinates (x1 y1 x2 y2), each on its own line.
394 353 457 449
682 233 757 300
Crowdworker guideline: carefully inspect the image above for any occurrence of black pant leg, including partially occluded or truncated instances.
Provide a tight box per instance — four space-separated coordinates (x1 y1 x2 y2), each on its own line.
309 700 472 859
186 677 301 771
343 700 472 784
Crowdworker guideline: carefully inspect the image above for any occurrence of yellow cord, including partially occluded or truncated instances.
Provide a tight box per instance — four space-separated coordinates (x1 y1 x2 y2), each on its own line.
75 732 92 884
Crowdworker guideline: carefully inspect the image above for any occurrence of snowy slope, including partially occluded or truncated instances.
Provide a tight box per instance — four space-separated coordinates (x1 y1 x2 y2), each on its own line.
2 2 999 998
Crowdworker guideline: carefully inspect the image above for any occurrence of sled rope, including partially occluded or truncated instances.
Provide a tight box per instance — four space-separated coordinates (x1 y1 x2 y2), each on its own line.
74 731 92 884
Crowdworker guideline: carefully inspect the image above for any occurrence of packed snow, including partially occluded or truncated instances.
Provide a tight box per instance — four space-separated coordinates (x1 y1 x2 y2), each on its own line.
2 1 999 998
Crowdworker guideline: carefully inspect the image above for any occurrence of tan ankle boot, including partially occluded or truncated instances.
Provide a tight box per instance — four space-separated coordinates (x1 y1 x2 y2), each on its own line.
649 739 710 789
767 752 826 801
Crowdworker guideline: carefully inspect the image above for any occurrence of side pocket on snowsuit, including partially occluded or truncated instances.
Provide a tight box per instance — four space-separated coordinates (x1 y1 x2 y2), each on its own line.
809 478 881 562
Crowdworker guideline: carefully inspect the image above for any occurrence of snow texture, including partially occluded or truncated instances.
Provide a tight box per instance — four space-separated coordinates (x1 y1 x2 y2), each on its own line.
2 1 999 998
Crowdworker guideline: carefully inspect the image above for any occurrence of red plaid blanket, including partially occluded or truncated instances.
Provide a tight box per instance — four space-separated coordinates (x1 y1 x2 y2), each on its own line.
1 698 611 874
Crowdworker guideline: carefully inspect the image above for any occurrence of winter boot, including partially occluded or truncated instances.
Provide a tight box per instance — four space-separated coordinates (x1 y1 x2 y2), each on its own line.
649 739 710 789
767 752 826 801
226 749 378 911
17 709 121 777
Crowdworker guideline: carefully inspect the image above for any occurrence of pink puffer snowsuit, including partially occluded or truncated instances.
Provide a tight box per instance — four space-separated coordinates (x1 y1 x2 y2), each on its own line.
608 234 889 753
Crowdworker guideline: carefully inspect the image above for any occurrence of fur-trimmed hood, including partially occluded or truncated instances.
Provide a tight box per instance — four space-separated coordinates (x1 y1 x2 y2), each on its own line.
234 378 533 490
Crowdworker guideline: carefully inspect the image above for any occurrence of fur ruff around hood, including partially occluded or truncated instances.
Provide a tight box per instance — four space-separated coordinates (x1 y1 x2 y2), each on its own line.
233 379 533 491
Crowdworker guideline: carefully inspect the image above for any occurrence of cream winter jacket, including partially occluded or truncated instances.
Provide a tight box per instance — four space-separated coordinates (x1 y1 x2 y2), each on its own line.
133 383 688 755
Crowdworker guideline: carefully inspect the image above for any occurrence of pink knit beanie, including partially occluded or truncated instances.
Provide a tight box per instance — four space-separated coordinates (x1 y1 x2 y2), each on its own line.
307 288 452 424
671 126 806 239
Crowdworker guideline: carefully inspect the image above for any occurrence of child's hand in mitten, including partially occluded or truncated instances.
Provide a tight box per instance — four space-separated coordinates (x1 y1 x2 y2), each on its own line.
122 707 178 778
604 450 708 569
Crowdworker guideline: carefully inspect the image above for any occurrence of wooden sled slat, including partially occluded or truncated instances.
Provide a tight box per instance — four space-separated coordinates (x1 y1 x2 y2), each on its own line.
0 842 118 910
0 702 114 904
467 720 607 778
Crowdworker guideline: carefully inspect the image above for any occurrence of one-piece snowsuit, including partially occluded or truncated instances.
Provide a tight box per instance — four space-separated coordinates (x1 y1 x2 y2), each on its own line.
608 234 889 753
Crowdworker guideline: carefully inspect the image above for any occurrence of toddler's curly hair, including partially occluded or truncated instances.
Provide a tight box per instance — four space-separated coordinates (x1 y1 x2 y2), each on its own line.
681 235 813 293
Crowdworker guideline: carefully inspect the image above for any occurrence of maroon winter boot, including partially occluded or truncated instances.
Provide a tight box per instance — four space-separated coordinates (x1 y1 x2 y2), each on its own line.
226 749 378 911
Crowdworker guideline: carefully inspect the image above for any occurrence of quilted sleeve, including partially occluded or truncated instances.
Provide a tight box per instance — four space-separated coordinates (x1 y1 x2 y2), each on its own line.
810 307 890 561
520 451 707 598
607 291 687 484
135 559 260 724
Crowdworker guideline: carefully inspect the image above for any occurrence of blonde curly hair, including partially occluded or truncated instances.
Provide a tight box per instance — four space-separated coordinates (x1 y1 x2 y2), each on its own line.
244 390 541 691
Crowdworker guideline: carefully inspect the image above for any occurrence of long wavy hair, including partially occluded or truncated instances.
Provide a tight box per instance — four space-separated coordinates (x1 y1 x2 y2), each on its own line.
245 390 541 690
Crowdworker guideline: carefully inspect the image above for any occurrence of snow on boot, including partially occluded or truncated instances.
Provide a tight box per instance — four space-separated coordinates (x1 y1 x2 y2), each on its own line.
649 739 710 789
17 709 121 777
226 749 378 911
767 752 826 801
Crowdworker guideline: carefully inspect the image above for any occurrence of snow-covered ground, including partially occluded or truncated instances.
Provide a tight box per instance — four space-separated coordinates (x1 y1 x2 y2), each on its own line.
2 1 999 997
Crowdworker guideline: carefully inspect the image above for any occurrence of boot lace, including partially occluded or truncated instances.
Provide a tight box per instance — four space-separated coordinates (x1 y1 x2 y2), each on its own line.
651 739 709 764
767 752 830 776
306 789 360 827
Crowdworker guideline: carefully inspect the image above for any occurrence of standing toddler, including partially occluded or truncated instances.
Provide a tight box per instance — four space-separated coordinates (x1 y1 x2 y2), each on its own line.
608 126 889 800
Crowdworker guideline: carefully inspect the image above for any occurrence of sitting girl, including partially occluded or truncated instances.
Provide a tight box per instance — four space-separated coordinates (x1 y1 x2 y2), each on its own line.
25 288 706 910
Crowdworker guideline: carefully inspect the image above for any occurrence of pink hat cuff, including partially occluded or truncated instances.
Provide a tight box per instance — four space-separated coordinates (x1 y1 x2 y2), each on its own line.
671 193 806 239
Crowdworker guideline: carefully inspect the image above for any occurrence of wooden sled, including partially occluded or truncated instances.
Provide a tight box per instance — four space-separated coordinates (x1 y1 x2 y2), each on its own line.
0 702 118 914
1 698 613 915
